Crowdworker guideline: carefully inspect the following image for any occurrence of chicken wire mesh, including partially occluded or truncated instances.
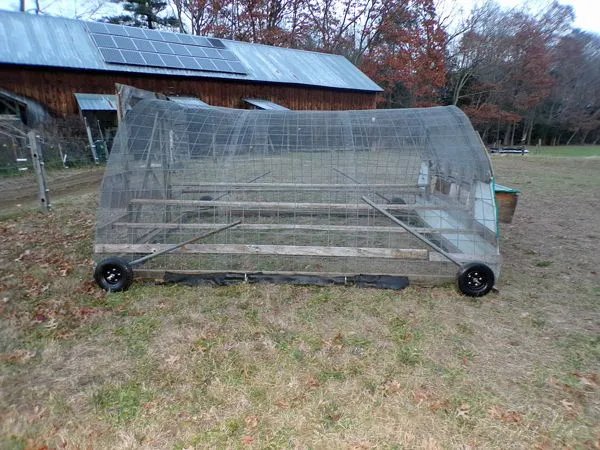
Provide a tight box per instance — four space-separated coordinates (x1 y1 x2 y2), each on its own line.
94 99 500 284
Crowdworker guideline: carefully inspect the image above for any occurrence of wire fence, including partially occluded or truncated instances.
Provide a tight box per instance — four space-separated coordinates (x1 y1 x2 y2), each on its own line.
0 120 107 178
0 119 109 212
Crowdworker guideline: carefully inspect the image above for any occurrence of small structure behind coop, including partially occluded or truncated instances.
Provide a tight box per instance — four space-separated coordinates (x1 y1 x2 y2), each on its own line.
494 183 520 223
94 100 501 296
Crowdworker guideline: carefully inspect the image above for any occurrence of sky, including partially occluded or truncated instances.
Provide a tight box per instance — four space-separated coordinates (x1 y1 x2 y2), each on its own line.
0 0 599 34
449 0 600 33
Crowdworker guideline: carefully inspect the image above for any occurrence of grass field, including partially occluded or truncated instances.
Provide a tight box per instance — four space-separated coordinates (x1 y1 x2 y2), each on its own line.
529 145 600 157
1 155 599 449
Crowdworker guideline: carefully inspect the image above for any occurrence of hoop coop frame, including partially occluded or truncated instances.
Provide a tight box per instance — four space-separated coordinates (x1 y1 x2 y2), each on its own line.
94 100 500 296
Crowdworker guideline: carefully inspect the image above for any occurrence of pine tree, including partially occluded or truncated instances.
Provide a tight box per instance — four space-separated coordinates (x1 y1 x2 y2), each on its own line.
104 0 178 29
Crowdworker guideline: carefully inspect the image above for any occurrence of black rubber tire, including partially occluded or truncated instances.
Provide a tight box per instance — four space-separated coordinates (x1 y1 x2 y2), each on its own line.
456 262 495 297
94 257 134 292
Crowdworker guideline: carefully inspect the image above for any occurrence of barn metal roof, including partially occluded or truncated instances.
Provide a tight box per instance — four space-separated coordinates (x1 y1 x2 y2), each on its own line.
74 93 117 111
0 10 382 93
168 96 211 108
243 98 290 110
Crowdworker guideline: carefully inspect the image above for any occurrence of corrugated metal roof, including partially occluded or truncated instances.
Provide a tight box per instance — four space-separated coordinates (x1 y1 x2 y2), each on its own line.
0 88 49 125
74 93 117 111
243 98 290 110
168 96 211 108
0 10 382 92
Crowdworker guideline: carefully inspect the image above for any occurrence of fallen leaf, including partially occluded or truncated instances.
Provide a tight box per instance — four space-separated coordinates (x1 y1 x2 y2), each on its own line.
245 415 259 429
488 406 523 424
574 372 599 388
274 398 290 409
560 399 574 411
412 389 430 404
304 374 321 388
381 380 402 396
242 435 254 445
456 403 470 420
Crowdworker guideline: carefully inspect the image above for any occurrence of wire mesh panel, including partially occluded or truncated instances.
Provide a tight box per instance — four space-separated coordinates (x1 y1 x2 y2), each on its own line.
94 100 500 284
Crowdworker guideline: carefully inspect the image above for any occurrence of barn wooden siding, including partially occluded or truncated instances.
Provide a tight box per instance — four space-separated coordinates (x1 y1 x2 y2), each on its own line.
0 67 377 116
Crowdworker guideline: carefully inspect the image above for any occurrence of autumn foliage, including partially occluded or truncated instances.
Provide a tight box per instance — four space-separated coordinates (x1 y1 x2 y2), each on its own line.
109 0 600 145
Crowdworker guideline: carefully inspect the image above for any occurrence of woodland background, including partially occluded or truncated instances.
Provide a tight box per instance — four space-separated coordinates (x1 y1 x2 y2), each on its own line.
15 0 600 146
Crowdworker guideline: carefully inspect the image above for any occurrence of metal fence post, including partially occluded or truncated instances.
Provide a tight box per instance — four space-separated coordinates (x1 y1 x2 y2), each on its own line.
28 130 51 212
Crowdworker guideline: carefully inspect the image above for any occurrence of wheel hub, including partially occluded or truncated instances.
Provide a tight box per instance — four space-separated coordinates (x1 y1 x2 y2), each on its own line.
104 266 122 284
467 270 485 288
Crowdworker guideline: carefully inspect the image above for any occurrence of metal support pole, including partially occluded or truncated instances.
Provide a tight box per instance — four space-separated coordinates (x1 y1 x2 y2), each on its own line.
129 220 242 266
28 131 51 212
361 196 461 266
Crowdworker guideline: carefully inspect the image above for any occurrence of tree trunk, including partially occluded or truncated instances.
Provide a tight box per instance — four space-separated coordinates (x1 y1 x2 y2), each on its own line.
510 122 516 147
566 128 579 145
482 127 489 142
19 0 25 12
580 130 590 145
503 123 511 146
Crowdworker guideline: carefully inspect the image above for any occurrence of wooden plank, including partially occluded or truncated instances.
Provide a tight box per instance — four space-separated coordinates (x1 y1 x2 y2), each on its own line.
182 187 422 194
129 199 467 212
95 243 429 260
176 182 422 190
132 269 454 285
112 222 475 234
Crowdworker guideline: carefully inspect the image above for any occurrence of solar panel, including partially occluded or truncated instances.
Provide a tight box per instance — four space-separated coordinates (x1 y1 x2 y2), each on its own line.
160 31 181 43
125 27 146 39
141 52 165 67
86 21 248 75
160 54 184 68
86 22 107 34
99 48 125 64
121 50 146 66
113 36 137 51
192 36 211 47
202 47 221 59
218 50 236 61
143 29 164 41
104 23 129 36
92 33 117 48
187 46 207 58
178 56 201 70
178 34 197 45
169 43 190 56
208 38 226 49
151 41 173 54
132 38 155 52
196 58 217 71
212 59 231 72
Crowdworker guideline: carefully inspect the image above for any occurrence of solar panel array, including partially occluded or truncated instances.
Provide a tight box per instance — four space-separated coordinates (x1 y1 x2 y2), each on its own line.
85 22 247 75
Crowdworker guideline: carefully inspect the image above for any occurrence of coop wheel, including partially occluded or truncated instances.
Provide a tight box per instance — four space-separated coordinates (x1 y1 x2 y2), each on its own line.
94 257 134 292
456 262 495 297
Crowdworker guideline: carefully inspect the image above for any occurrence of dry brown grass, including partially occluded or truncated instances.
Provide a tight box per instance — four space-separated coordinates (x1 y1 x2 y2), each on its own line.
1 156 599 449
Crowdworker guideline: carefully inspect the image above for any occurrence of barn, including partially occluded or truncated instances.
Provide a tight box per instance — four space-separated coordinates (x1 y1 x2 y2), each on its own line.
0 9 381 131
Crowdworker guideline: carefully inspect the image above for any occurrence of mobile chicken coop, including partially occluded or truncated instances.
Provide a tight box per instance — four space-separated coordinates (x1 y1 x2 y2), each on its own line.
93 100 500 296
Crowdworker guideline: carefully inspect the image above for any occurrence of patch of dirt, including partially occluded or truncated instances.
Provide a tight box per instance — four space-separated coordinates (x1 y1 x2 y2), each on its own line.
0 167 105 210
